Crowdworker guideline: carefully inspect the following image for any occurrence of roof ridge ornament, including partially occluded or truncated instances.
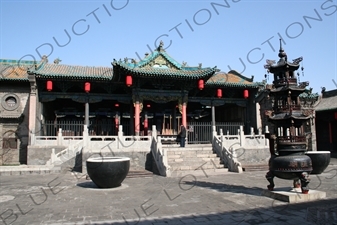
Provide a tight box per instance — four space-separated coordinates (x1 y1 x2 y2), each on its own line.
34 55 48 70
278 38 287 61
54 58 61 64
292 57 303 65
157 40 165 52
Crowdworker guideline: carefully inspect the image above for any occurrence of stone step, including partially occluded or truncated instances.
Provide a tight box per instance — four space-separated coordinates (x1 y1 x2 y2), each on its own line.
166 148 213 153
126 170 153 178
165 147 214 152
0 165 61 176
168 157 221 163
169 168 230 177
169 160 223 170
167 151 216 157
167 154 218 160
242 164 269 172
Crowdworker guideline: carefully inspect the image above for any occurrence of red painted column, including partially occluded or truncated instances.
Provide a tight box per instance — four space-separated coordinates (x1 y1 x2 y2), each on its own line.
182 103 187 127
115 114 119 134
135 102 140 136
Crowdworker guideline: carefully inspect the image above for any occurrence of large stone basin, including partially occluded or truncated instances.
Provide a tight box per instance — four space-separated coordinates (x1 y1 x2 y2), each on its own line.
306 151 331 174
86 157 130 188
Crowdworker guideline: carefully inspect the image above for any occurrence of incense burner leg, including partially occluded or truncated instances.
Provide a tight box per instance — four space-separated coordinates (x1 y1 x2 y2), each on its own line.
266 171 275 191
299 172 310 194
293 179 301 188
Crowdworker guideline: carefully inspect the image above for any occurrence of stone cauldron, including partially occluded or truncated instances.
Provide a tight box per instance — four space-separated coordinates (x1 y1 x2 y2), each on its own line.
86 157 130 188
306 151 331 174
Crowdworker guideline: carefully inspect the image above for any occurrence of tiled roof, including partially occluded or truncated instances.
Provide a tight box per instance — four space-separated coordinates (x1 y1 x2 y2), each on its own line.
0 59 35 81
299 91 319 100
112 49 218 79
206 70 262 88
315 90 337 111
29 63 113 81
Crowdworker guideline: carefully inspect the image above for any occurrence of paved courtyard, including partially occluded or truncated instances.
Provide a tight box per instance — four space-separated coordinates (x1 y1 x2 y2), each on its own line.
1 158 337 225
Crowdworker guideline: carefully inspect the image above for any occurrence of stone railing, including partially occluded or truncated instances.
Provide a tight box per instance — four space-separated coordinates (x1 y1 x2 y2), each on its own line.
47 140 83 165
150 126 170 176
33 126 152 152
212 126 270 172
215 126 269 149
213 135 242 173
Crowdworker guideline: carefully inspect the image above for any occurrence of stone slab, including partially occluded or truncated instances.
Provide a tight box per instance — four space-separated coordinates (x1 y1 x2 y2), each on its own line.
261 187 326 203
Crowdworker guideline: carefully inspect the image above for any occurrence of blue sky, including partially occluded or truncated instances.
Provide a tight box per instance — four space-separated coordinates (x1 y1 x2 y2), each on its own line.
1 0 336 93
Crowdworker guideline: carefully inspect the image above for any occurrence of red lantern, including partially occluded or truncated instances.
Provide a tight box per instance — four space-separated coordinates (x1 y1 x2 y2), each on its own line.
244 89 249 99
84 82 90 93
46 80 53 91
217 89 222 98
198 79 204 90
126 75 132 87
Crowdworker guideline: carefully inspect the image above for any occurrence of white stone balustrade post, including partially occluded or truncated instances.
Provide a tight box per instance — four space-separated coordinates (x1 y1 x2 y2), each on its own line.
212 125 217 139
57 128 62 146
152 125 157 140
239 126 245 147
157 136 162 159
51 148 55 164
265 125 269 147
220 129 224 158
118 125 123 149
118 125 123 137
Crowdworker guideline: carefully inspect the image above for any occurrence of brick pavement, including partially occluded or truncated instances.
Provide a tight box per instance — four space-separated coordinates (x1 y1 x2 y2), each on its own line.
0 158 337 225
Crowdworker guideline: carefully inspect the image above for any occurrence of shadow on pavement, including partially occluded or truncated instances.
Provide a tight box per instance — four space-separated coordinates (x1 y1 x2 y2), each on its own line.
90 198 337 225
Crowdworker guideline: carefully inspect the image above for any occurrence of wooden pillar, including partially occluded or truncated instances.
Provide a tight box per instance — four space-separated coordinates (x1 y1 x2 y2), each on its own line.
211 104 215 127
144 113 148 136
28 75 37 145
135 101 140 136
85 102 89 126
173 106 177 134
115 113 119 135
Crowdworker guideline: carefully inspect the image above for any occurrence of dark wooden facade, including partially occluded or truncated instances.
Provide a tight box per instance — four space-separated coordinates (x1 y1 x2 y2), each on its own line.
316 89 337 153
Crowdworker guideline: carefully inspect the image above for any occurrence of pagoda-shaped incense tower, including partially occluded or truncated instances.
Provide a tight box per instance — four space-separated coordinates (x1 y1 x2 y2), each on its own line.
264 40 314 194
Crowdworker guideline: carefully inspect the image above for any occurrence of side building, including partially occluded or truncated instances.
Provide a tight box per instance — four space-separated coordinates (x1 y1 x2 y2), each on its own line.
315 88 337 154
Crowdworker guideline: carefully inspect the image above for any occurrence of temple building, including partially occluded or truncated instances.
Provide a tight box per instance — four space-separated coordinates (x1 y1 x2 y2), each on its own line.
2 41 324 169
